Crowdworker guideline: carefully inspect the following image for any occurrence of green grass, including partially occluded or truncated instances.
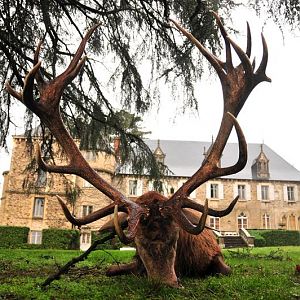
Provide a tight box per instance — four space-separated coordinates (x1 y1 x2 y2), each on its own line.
0 247 299 299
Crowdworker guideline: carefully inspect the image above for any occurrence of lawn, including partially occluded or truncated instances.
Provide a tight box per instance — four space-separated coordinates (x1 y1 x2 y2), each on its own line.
0 246 299 299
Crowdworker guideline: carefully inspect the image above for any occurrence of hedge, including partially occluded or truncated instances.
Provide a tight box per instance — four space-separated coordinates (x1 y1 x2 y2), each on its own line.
42 228 80 250
91 231 124 250
0 226 29 248
248 229 300 247
0 226 79 249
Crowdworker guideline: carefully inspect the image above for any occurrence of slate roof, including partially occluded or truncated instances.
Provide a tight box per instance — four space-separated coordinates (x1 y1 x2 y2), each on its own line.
144 140 300 182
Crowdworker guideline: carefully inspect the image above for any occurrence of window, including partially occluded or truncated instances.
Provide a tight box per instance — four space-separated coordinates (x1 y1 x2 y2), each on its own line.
83 180 93 188
129 179 138 195
209 217 220 230
262 213 271 229
237 212 248 229
257 184 274 201
284 185 298 202
81 232 91 244
234 183 251 201
153 181 163 193
33 197 45 218
210 184 219 199
238 184 246 200
36 169 47 187
287 186 295 202
261 185 269 200
206 182 223 199
30 231 42 244
82 205 93 217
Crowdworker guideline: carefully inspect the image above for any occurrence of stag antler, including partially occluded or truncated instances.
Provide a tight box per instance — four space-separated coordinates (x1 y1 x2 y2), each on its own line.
5 24 146 240
162 12 271 234
6 12 270 244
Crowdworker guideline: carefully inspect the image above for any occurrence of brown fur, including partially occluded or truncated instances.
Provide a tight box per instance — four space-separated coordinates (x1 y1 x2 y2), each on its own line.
103 192 231 287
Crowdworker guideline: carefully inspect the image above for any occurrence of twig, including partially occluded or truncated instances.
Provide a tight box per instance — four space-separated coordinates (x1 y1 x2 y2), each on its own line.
41 232 115 288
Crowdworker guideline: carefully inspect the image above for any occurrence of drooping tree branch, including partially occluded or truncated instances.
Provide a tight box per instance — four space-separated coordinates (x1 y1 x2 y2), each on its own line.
41 232 115 288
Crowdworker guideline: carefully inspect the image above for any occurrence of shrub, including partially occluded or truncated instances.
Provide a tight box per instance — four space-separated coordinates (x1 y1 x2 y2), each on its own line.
0 226 30 248
42 228 80 250
249 229 300 247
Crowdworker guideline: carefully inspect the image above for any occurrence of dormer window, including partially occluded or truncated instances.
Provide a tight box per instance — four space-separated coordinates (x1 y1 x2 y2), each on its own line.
153 140 166 164
251 144 270 179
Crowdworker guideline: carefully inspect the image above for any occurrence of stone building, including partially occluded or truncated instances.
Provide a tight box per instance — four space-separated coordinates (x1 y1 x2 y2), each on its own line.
1 136 300 249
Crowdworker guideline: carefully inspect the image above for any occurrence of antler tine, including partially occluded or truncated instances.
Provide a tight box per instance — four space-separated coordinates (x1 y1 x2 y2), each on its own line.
182 196 239 217
255 33 271 83
169 18 226 81
5 40 44 103
226 35 253 78
37 145 77 174
60 23 101 80
4 81 22 101
114 205 133 244
246 22 252 57
33 40 45 88
5 61 42 116
22 61 42 111
210 11 233 73
166 112 246 203
56 195 126 227
174 199 209 235
213 112 247 178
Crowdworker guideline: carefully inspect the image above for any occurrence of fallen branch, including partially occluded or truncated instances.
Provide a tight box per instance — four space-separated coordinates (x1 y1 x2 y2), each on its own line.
41 232 115 288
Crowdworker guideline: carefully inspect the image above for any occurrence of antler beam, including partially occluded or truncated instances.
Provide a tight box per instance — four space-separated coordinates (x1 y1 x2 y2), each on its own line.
165 12 271 234
5 24 147 240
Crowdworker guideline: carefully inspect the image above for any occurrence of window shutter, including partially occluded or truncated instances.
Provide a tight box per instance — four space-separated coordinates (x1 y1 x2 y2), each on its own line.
295 186 299 202
257 185 262 201
246 184 251 200
137 180 143 196
206 183 211 199
269 185 275 200
219 183 224 199
283 185 288 202
233 184 238 198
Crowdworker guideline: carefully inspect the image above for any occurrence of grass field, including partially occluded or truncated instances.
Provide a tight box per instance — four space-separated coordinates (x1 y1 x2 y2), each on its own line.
0 246 299 299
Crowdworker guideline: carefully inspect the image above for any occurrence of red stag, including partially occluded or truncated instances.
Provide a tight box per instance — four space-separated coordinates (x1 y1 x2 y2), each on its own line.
5 12 270 287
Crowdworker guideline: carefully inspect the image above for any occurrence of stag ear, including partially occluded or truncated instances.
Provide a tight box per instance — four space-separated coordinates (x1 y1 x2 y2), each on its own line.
99 212 128 233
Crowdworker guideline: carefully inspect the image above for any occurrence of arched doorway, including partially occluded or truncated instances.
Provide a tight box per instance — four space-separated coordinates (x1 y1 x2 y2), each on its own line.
289 214 296 230
237 212 248 230
262 213 271 229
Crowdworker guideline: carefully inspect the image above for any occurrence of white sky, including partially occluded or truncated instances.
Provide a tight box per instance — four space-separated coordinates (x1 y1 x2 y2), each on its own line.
1 6 300 192
144 6 300 171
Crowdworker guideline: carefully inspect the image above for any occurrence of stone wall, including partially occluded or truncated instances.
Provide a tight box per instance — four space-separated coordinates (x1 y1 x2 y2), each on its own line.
1 136 300 236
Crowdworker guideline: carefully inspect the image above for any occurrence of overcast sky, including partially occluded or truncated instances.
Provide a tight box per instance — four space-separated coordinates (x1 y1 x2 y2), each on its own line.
143 6 300 171
1 5 300 191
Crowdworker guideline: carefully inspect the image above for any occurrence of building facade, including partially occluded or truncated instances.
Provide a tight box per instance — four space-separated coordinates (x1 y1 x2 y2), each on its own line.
1 136 300 249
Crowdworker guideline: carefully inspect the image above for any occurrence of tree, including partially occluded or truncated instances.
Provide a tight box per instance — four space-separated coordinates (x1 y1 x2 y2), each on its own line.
0 0 298 176
250 0 300 31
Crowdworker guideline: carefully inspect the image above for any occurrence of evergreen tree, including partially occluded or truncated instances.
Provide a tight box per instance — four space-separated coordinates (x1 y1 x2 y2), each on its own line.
0 0 298 177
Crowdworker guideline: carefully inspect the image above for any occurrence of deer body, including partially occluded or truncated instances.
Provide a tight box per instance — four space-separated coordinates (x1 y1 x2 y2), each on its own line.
103 192 230 287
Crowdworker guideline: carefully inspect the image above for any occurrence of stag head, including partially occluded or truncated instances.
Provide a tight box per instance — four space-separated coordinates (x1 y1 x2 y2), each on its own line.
5 12 270 288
